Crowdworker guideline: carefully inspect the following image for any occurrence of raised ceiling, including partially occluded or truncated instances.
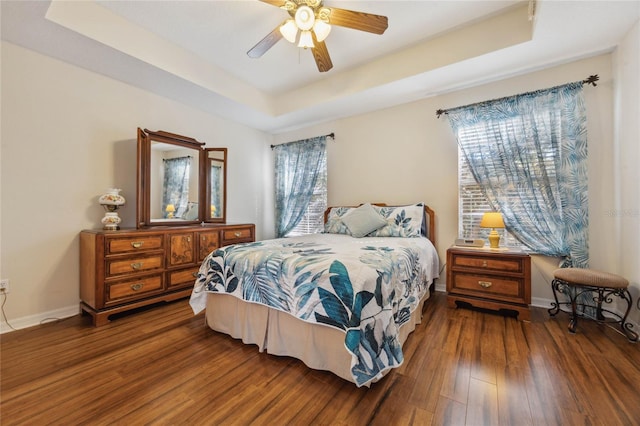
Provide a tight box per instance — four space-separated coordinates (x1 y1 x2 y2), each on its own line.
2 1 639 133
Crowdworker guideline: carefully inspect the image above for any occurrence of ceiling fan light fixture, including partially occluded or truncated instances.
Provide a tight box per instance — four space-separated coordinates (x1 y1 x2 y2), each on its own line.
280 19 298 43
297 30 314 49
313 20 331 42
295 5 315 31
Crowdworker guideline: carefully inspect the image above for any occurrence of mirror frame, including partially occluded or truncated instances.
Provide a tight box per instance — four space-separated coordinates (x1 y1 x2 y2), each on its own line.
136 128 227 228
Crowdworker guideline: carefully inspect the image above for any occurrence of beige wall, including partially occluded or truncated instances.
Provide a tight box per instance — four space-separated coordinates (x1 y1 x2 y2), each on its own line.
613 20 640 326
274 52 639 321
0 41 271 330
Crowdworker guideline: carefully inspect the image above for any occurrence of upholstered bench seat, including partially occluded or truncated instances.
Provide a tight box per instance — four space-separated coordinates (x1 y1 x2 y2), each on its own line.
553 268 629 289
549 268 637 342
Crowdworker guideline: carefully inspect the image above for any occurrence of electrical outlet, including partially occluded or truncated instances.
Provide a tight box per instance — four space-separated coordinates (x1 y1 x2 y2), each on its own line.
0 279 9 294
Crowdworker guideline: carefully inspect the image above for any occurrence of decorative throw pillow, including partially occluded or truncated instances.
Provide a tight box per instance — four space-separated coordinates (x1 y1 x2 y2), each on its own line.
324 206 354 235
341 203 387 237
369 203 425 238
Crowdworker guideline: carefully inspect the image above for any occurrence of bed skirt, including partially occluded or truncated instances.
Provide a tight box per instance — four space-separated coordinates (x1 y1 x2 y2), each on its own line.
204 285 433 386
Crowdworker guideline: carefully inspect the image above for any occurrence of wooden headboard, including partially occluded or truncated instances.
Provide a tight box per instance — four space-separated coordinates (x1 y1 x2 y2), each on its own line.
323 204 436 249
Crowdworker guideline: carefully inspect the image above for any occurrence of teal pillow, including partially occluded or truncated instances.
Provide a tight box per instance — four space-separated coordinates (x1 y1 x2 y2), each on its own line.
341 203 387 237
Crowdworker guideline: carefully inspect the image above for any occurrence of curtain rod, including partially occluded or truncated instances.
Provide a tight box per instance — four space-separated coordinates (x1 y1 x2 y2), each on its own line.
436 75 599 118
270 132 335 149
162 155 192 160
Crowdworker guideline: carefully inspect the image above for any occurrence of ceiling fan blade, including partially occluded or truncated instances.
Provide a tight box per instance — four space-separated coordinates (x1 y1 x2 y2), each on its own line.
259 0 286 7
328 7 388 34
311 32 333 72
247 26 283 58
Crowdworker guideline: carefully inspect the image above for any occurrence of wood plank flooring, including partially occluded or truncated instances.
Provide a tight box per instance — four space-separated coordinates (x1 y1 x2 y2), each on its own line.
1 292 639 425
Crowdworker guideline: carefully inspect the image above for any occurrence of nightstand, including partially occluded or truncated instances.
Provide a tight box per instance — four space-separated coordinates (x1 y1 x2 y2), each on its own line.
446 246 531 320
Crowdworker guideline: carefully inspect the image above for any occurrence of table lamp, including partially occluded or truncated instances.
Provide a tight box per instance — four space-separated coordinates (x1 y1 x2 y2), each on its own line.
480 212 505 249
165 204 176 219
98 188 125 230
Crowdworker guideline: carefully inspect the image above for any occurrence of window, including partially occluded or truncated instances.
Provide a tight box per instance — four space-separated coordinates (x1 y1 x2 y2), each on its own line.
457 117 561 250
274 136 327 238
448 81 588 266
286 154 327 236
458 147 523 249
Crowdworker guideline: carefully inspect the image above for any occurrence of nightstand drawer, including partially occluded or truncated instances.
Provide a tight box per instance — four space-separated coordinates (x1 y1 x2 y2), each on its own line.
452 254 523 273
451 273 523 299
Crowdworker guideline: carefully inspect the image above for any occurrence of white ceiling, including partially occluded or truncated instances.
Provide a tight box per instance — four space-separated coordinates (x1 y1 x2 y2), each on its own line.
2 1 639 134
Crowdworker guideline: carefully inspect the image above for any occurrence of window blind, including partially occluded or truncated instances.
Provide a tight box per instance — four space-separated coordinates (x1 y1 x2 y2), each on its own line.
286 154 327 236
457 114 562 250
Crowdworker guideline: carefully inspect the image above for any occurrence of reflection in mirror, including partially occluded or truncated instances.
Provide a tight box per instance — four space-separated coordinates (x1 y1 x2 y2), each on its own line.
150 142 200 222
206 148 226 223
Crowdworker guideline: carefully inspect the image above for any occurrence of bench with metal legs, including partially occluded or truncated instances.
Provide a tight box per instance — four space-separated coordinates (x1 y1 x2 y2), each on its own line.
549 268 638 342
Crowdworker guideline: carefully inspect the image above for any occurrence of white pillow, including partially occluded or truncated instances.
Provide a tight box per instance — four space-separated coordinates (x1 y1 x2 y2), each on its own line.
341 203 387 237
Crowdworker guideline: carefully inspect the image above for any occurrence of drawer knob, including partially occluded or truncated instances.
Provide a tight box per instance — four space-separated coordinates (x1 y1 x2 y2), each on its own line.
131 241 144 248
130 283 144 291
234 232 242 237
482 260 488 267
478 280 493 288
131 262 143 270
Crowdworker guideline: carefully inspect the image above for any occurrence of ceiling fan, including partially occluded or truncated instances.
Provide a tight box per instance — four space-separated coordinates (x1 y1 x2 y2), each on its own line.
247 0 388 72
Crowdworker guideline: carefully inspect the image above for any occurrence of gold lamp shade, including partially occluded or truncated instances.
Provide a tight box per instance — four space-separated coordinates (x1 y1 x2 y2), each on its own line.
480 212 505 248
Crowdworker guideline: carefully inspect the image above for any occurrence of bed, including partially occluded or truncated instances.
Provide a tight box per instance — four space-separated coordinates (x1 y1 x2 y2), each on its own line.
190 203 439 387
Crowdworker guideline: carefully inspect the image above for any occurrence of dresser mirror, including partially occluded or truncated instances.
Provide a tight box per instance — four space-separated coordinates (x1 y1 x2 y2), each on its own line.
136 128 227 227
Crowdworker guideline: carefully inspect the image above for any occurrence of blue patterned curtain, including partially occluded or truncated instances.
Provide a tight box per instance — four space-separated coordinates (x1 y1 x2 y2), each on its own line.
446 82 589 267
162 156 191 218
274 136 327 237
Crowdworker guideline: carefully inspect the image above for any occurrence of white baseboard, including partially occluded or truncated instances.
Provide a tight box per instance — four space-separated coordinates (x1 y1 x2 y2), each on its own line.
1 304 80 334
531 296 553 309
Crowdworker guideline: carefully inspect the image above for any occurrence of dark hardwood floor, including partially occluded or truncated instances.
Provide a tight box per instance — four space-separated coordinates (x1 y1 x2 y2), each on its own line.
1 291 639 425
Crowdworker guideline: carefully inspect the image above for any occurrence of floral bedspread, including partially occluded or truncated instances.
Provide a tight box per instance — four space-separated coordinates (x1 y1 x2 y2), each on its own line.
190 233 439 387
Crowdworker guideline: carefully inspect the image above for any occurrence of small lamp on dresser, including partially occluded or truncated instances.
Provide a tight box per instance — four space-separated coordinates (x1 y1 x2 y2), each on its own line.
98 188 125 230
480 211 505 249
165 204 176 219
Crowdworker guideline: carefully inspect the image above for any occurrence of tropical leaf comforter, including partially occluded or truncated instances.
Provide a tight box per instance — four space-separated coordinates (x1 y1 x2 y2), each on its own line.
190 233 439 387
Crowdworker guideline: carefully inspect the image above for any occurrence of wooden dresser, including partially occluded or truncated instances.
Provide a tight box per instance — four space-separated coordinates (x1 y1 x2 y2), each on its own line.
80 223 255 326
446 247 531 320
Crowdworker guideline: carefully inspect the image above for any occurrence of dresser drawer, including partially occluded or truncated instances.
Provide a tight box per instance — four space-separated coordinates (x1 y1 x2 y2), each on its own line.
451 273 524 300
107 275 164 302
452 254 523 273
168 233 195 267
106 235 163 255
198 231 220 261
221 226 254 245
106 255 164 277
167 267 200 289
